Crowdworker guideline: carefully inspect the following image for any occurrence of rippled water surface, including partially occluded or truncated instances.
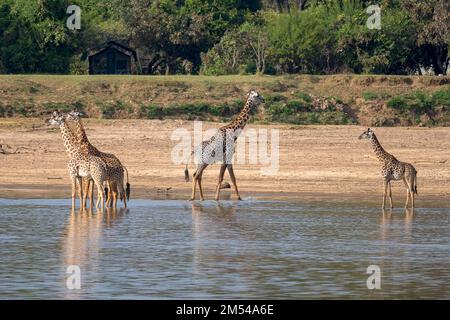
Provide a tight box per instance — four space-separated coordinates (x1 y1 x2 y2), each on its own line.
0 199 449 299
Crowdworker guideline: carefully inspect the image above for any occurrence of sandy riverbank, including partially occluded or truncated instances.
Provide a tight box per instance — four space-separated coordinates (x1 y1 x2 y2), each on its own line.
1 118 449 207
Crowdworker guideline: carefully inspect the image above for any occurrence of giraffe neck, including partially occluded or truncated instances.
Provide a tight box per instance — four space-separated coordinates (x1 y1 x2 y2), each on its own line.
369 133 391 163
59 122 83 159
73 118 99 155
225 97 254 133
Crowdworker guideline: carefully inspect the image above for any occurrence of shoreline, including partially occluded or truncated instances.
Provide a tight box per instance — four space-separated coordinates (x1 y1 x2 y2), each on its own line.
1 119 450 208
1 185 449 208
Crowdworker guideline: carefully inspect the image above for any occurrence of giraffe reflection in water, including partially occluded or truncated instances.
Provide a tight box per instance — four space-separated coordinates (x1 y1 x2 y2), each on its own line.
61 207 129 298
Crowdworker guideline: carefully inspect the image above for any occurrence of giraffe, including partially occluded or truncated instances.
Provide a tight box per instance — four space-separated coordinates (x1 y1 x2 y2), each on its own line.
358 128 418 209
48 111 108 209
184 90 265 201
65 110 130 208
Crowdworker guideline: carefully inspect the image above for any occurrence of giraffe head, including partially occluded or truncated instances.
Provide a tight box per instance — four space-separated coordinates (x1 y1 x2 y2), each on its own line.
247 90 265 106
358 128 375 140
48 111 65 126
66 109 86 121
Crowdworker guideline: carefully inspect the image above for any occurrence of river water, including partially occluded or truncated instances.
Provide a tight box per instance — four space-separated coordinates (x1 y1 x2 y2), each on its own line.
0 198 448 299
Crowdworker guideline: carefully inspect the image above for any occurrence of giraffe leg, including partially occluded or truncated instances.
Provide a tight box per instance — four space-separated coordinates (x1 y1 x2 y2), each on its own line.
190 173 198 201
227 165 242 200
93 179 105 211
382 180 388 209
70 175 77 209
82 178 90 209
98 185 105 211
105 181 112 207
215 164 227 201
405 188 410 209
403 176 411 209
114 183 119 208
196 166 207 201
409 173 415 209
388 181 393 209
96 188 101 209
197 174 205 201
77 176 84 209
190 164 207 201
88 179 94 209
111 182 118 208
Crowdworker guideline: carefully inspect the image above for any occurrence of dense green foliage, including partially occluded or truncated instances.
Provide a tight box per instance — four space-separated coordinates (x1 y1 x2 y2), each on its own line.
0 0 448 75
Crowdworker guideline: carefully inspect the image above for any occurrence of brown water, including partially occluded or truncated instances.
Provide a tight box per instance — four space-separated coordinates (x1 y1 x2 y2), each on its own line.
0 198 449 299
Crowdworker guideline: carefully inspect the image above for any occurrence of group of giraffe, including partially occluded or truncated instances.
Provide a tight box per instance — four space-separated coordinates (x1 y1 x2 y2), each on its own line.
49 111 130 210
184 90 417 209
49 90 417 210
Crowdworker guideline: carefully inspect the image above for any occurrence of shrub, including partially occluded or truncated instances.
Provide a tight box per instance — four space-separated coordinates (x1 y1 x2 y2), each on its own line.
387 91 432 113
140 104 164 119
387 96 409 110
432 87 450 109
44 101 84 113
99 100 127 119
293 92 312 102
286 100 307 112
265 93 287 103
362 91 380 101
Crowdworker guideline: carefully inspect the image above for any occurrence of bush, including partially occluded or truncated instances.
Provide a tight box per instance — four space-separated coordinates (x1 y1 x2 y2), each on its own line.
387 91 432 113
140 104 164 119
44 101 85 113
69 56 88 75
363 91 380 101
139 100 246 120
265 93 287 103
99 100 127 119
293 92 312 102
387 96 409 110
432 87 450 109
286 100 307 112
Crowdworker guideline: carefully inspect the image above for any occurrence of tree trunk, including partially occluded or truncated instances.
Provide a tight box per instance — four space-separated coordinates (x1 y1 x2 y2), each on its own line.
297 0 308 10
275 0 282 12
432 45 448 75
275 0 290 13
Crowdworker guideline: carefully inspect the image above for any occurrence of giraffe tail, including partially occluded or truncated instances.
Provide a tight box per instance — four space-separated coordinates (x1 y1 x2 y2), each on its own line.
124 166 130 201
184 164 190 182
184 152 193 182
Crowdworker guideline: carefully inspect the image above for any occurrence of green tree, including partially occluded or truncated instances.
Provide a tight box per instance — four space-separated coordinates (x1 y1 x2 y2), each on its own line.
337 4 420 74
121 0 212 74
401 0 450 75
0 0 78 73
268 5 341 73
184 0 261 43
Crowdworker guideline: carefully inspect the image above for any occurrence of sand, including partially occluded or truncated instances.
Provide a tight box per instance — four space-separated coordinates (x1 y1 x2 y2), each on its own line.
1 118 449 207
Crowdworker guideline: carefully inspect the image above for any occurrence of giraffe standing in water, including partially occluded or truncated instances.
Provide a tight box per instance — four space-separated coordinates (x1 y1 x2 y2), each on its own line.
48 111 108 209
185 90 265 201
358 128 418 209
66 111 130 208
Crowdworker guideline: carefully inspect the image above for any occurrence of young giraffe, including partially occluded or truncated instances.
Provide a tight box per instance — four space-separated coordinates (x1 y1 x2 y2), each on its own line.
66 111 130 208
185 90 265 201
359 128 418 209
49 112 108 209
